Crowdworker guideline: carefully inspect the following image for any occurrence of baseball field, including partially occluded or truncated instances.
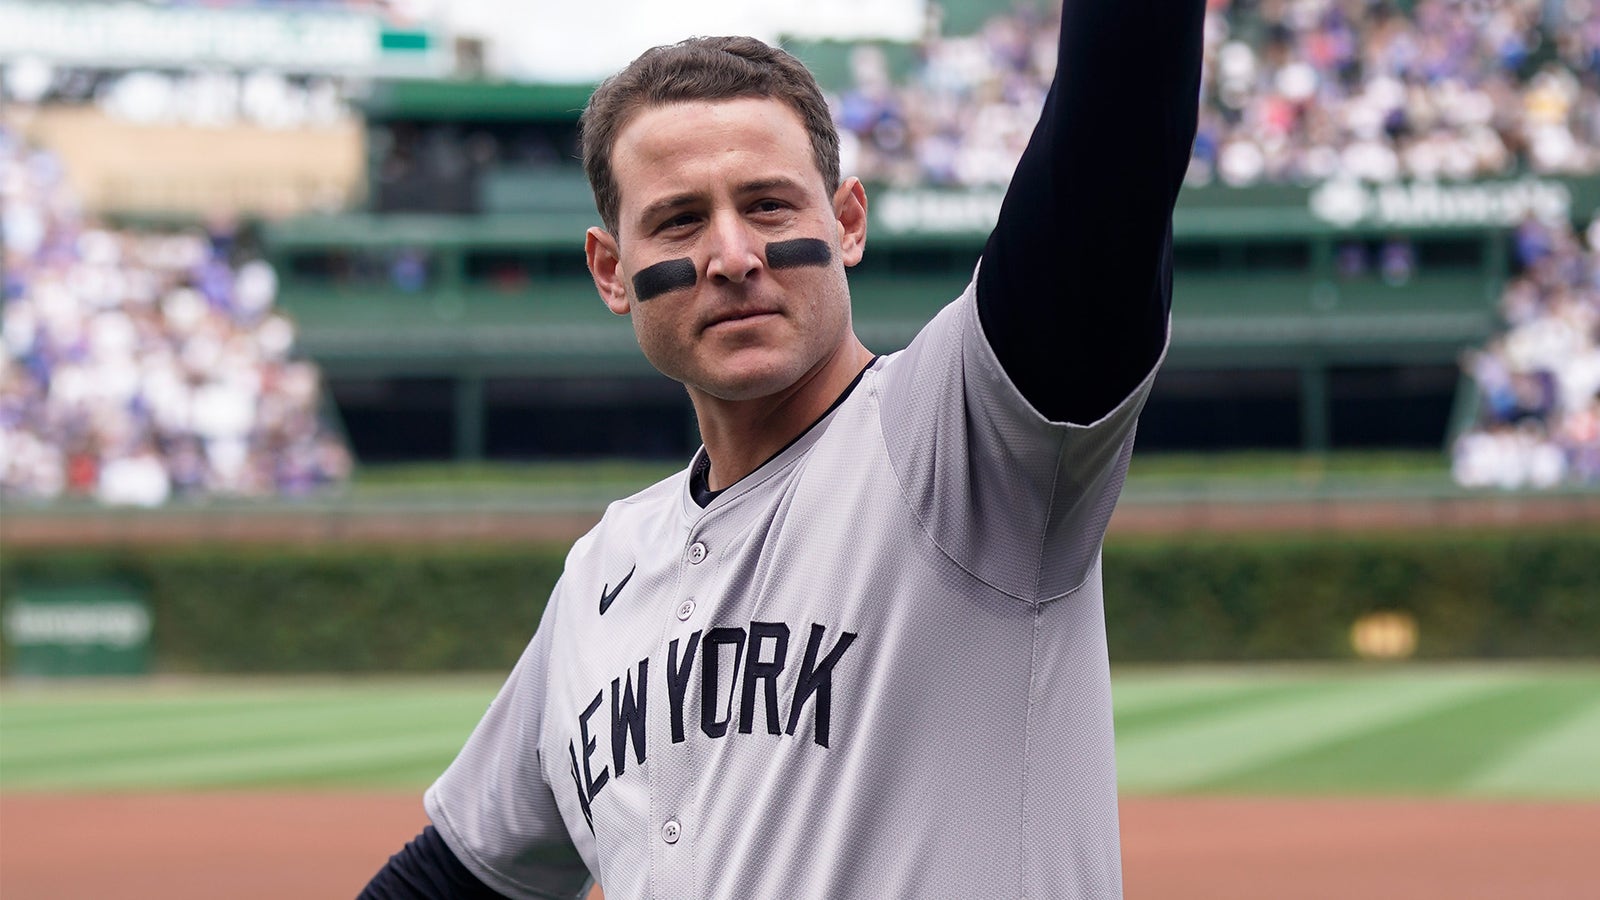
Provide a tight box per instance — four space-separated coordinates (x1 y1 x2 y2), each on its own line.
3 664 1597 898
4 456 1597 896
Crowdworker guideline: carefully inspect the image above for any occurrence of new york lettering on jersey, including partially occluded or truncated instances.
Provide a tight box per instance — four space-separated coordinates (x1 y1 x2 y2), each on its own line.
565 617 859 833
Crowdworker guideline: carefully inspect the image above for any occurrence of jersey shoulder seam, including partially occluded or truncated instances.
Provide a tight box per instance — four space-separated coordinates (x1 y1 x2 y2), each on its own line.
873 306 1094 607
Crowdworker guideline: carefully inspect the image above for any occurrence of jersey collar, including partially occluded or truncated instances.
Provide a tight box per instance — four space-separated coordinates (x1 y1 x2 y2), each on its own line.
684 356 881 512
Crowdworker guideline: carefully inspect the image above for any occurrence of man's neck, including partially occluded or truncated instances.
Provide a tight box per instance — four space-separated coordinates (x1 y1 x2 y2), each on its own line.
690 338 874 492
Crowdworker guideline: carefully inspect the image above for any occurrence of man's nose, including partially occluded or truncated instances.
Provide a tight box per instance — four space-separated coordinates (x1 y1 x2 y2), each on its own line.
704 213 762 285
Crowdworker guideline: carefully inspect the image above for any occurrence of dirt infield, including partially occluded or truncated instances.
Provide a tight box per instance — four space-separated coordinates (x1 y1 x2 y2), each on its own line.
2 793 1595 898
1118 796 1600 899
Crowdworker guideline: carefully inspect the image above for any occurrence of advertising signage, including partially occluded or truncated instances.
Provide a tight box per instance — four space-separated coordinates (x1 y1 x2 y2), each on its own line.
870 176 1600 239
0 1 441 75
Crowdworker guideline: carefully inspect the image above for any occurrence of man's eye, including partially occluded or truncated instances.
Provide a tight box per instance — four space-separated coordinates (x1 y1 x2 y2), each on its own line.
754 200 785 214
660 215 697 231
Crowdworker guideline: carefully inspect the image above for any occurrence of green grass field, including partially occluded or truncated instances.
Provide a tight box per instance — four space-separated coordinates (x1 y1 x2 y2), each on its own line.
3 664 1596 799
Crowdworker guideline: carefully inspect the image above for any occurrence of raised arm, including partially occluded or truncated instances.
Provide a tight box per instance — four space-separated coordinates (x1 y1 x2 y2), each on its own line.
976 0 1206 424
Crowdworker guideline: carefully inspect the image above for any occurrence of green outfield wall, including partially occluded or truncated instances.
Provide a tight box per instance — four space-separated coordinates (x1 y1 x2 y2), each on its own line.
4 529 1594 675
263 175 1600 458
299 50 1600 459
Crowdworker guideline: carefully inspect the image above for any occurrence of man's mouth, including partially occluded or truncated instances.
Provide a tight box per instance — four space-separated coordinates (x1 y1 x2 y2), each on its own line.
705 308 780 330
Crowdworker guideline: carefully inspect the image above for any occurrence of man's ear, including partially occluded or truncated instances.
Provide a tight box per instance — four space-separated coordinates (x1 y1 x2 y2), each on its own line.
586 227 630 314
833 177 868 268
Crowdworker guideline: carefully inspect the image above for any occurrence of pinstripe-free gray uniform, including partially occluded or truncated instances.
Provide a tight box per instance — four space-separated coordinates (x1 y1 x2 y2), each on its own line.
425 277 1161 899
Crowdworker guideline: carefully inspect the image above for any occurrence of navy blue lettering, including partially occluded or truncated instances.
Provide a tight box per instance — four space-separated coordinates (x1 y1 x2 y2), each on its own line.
667 630 702 744
579 689 608 801
739 621 790 735
610 658 648 778
786 624 858 748
568 618 855 834
567 740 595 834
700 626 747 739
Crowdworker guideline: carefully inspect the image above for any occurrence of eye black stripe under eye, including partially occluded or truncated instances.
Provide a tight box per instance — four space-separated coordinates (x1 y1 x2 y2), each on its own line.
632 258 696 301
766 238 832 270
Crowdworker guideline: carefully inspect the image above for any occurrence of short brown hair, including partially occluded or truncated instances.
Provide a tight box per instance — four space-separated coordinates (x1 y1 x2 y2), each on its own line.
580 36 841 235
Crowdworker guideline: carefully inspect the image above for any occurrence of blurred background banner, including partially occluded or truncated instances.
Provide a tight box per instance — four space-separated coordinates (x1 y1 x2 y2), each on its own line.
0 0 444 76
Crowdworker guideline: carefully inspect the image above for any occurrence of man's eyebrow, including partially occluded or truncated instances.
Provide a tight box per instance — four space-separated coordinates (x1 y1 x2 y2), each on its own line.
637 192 701 224
635 177 809 225
735 176 807 196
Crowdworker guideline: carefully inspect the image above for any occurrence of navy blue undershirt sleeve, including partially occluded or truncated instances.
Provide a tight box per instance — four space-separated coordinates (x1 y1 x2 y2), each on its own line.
359 825 514 900
976 0 1206 425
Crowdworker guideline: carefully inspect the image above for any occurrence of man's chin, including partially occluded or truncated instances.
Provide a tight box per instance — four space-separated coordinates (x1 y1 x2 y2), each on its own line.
690 357 808 403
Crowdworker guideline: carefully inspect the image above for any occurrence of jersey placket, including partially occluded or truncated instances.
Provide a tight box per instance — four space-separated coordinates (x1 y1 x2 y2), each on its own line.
648 505 728 897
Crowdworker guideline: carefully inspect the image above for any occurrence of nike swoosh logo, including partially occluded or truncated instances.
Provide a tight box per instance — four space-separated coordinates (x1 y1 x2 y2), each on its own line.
599 565 636 615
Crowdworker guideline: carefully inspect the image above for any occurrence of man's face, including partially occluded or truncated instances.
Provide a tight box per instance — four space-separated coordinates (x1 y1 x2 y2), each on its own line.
586 97 866 403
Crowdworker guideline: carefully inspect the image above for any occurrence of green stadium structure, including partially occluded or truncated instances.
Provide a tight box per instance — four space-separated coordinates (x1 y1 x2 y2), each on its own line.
267 79 1600 462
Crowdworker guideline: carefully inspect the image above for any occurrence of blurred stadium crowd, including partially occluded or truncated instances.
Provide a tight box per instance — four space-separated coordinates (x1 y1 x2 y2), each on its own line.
3 0 1599 503
0 128 352 505
1452 215 1600 488
835 0 1600 187
357 0 1600 206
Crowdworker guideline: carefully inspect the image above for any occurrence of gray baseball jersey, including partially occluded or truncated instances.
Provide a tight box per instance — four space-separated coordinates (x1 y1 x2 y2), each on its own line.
425 277 1161 899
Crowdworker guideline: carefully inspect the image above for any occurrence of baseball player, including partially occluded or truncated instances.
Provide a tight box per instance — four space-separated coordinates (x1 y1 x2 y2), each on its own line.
362 1 1204 896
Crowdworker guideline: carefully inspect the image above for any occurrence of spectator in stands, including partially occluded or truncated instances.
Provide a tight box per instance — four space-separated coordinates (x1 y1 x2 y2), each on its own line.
834 0 1599 189
1453 213 1600 488
0 126 352 505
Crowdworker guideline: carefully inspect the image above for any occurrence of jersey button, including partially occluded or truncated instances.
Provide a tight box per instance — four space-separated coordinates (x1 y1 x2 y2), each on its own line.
688 542 707 564
662 819 681 844
676 598 696 621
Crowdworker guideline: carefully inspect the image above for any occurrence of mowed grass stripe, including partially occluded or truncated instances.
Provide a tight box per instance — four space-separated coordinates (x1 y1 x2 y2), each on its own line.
0 681 496 730
0 681 498 791
0 706 478 785
0 695 287 729
1 691 489 769
1114 670 1509 793
1113 679 1342 734
1462 687 1600 798
1108 671 1275 712
1196 677 1600 795
251 755 469 791
5 668 1596 796
8 731 472 791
